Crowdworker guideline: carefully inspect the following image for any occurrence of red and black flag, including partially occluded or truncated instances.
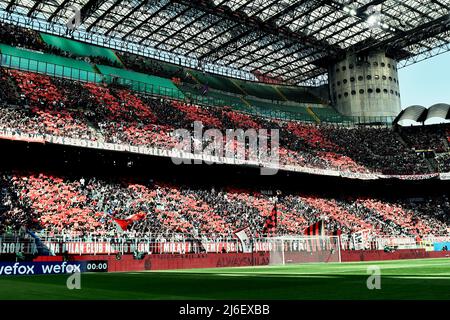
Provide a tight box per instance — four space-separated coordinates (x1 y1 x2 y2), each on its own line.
304 220 324 236
263 204 278 234
304 220 325 252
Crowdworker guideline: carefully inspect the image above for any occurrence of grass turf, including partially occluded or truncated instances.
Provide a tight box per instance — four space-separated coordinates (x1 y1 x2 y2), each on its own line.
1 258 450 300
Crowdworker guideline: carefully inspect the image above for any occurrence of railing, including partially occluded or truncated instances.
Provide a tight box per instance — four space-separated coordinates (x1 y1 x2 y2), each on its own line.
1 232 449 256
0 52 394 127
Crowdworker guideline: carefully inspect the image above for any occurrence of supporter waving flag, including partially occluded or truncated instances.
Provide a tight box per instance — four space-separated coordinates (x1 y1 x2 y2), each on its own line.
112 218 131 233
126 212 147 222
112 213 147 232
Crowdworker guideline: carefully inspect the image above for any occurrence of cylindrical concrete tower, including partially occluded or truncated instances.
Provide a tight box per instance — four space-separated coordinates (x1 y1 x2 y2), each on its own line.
329 52 401 120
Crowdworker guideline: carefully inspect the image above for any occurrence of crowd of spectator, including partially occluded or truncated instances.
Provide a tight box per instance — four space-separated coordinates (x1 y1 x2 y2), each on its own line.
320 126 433 175
1 171 449 238
0 21 448 176
0 174 40 234
0 22 45 51
2 21 450 246
437 153 450 172
1 67 449 175
399 125 449 153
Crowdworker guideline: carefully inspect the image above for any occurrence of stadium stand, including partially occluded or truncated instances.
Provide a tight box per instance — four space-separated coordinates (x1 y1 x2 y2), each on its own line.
310 106 351 123
0 21 450 245
0 22 120 68
437 153 450 172
6 69 95 139
399 125 449 152
95 64 184 98
4 2 450 303
0 44 99 80
116 51 184 80
39 33 123 67
0 66 449 176
1 171 449 237
0 21 334 122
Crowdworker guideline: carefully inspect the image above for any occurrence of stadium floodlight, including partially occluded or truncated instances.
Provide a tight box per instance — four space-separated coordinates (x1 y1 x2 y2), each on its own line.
343 6 357 16
267 235 341 265
367 14 380 27
381 23 390 30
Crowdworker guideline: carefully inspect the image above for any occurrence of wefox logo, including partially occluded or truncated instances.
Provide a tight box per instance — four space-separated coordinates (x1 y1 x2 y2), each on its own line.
0 262 81 276
41 262 81 274
171 121 280 175
0 263 34 275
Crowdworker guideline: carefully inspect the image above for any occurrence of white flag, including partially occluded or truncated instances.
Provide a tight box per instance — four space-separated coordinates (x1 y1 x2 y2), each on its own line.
234 227 252 253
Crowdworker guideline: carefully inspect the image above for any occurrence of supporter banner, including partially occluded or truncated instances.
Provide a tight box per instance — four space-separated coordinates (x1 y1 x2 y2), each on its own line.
2 128 448 181
254 241 271 252
381 173 439 180
440 173 450 180
340 171 379 180
424 236 450 243
0 260 108 276
290 165 340 177
44 241 125 255
375 236 417 249
43 241 247 255
42 239 342 255
0 240 37 255
40 240 279 255
0 128 45 143
351 229 372 250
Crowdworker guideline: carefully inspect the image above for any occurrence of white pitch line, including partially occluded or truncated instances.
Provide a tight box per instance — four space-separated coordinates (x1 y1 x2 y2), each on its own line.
214 273 339 278
391 276 450 279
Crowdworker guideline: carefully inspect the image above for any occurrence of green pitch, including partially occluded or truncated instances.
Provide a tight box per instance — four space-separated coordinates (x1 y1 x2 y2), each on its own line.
1 258 450 300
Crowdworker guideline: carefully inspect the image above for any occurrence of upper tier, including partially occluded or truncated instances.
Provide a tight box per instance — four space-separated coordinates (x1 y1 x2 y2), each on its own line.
0 22 359 124
0 67 449 178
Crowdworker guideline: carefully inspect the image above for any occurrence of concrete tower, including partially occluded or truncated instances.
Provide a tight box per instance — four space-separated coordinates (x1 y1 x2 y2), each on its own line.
329 52 401 120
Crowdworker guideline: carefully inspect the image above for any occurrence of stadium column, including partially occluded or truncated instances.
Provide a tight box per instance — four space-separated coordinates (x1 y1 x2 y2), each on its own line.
328 51 402 121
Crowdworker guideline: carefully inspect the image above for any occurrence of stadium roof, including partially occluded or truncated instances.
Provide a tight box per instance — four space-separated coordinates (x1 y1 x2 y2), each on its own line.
395 103 450 125
1 0 450 85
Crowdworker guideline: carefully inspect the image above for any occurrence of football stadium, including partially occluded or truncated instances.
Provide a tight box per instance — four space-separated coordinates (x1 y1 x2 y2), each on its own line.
0 0 450 309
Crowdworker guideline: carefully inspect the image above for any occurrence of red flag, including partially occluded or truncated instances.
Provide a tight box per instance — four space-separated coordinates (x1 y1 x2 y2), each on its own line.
112 218 131 232
126 212 147 222
112 212 147 232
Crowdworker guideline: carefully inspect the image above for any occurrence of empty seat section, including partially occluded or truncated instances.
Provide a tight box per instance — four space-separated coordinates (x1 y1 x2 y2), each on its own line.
311 107 351 123
96 64 184 99
251 100 315 122
277 85 323 103
239 81 283 101
40 33 123 66
190 70 241 95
